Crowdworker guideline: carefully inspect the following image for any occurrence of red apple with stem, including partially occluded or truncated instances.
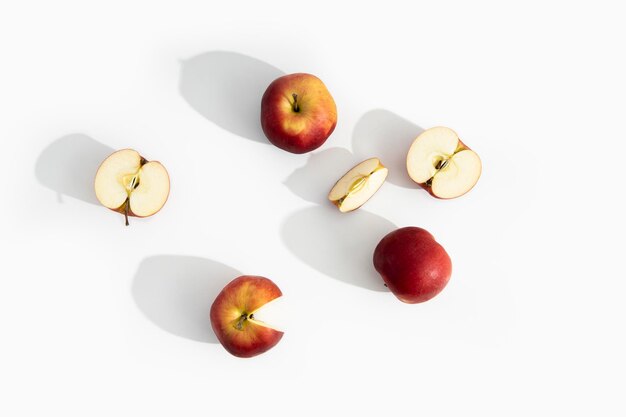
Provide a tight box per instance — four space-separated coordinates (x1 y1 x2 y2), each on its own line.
261 73 337 154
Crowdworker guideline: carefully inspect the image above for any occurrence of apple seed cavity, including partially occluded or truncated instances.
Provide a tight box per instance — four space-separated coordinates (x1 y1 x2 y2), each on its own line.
119 157 148 226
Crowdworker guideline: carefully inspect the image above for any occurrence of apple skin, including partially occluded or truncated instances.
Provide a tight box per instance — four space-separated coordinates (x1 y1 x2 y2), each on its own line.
261 73 337 154
210 275 284 358
373 227 452 303
112 203 139 218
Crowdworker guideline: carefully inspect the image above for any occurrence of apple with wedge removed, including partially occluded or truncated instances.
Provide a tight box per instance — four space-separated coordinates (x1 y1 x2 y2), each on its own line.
374 227 452 304
94 149 169 226
407 126 481 199
261 73 337 154
328 158 388 212
210 276 284 358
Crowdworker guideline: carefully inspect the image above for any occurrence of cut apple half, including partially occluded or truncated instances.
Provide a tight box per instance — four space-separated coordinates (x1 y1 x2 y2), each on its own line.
328 158 388 212
406 127 481 199
210 276 284 358
94 149 170 225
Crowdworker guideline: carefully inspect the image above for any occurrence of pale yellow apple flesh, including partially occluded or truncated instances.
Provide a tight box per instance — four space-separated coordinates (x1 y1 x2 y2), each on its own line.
431 149 481 199
406 127 481 199
232 296 284 333
328 158 388 212
94 149 170 225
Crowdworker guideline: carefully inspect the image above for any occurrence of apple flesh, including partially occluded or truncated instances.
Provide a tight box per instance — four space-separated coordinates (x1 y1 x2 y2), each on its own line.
210 275 284 358
261 73 337 154
328 158 388 212
373 227 452 304
94 149 169 225
406 126 481 199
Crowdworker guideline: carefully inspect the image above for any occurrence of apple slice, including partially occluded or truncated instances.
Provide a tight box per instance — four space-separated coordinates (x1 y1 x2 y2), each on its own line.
406 127 481 199
210 276 284 358
328 158 388 212
94 149 170 225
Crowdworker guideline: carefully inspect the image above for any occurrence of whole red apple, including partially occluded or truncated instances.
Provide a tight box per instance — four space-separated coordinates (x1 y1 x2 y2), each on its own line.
261 73 337 154
373 227 452 304
210 275 283 358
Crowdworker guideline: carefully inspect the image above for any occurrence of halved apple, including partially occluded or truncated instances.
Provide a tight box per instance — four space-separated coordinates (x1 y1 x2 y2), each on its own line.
406 127 481 199
94 149 170 225
328 158 388 212
210 276 284 358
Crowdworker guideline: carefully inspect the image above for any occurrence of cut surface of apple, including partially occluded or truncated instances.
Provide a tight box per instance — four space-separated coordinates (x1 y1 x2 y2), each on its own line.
406 127 481 199
328 158 388 212
94 149 170 225
210 276 284 358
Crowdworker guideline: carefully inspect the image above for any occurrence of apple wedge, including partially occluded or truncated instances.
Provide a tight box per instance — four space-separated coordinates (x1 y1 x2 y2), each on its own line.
406 127 481 199
328 158 388 212
210 276 284 358
94 149 170 225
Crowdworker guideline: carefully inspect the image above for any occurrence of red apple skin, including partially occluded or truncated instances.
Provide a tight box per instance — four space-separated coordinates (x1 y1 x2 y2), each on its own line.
210 276 284 358
261 73 337 154
373 227 452 303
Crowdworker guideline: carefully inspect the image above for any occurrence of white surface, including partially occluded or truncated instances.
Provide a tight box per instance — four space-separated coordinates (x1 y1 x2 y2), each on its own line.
1 1 625 415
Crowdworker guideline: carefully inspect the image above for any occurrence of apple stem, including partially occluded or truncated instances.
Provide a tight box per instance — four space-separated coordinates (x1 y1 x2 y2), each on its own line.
234 313 254 331
124 199 130 226
292 93 300 112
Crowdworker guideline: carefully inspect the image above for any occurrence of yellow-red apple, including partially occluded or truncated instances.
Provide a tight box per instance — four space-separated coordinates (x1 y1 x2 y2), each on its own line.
261 73 337 154
210 275 283 358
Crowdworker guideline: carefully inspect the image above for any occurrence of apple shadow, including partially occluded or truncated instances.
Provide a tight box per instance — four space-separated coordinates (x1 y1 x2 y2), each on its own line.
281 205 396 292
35 134 114 205
132 255 241 343
352 109 424 188
179 51 284 144
283 147 359 205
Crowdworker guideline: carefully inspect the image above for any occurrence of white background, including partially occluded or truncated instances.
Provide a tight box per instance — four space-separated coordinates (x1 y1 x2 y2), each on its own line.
1 1 625 415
